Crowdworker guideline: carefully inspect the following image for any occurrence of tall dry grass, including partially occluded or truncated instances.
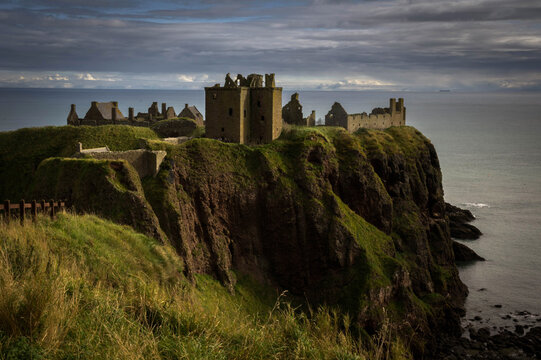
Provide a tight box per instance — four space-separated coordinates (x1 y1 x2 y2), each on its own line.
0 214 411 359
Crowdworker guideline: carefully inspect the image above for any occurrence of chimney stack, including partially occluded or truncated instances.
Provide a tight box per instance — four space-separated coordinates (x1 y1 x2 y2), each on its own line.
111 106 117 123
162 103 167 116
71 104 76 112
129 107 134 121
91 101 97 107
112 101 118 107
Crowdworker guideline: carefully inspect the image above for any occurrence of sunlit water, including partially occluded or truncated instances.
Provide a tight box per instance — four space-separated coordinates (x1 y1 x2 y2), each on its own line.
1 88 540 330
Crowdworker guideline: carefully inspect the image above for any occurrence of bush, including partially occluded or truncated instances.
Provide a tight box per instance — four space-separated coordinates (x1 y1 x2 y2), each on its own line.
150 118 199 138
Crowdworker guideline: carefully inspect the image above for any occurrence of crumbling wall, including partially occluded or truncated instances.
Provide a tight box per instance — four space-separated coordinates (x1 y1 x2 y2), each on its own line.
305 110 316 127
326 99 406 132
282 93 304 126
325 102 348 128
78 150 166 178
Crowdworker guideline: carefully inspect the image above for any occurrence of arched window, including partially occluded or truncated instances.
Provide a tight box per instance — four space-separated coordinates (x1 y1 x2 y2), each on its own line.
261 115 265 121
229 108 233 116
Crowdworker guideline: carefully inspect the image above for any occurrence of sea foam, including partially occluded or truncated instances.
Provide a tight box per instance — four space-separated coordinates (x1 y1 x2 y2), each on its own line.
463 202 490 208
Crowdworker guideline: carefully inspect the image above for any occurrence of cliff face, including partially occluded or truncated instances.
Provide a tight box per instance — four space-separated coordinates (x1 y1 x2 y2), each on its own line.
13 125 467 350
143 126 467 344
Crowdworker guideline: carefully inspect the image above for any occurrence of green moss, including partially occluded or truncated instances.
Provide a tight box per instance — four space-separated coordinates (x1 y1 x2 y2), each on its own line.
150 118 200 138
0 125 158 200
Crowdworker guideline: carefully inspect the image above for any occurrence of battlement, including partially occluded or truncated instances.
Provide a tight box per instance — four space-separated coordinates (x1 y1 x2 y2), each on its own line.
325 98 405 132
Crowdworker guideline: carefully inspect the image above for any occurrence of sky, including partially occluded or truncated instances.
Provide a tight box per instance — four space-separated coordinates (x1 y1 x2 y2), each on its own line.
0 0 540 91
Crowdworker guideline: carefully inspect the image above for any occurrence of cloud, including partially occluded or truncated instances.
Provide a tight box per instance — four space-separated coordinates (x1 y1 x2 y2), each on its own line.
0 0 539 90
177 74 195 82
78 73 96 80
317 78 396 90
47 73 69 81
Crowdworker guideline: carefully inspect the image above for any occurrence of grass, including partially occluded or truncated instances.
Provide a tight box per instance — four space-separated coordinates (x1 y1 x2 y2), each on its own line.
150 118 202 138
0 125 159 201
0 213 412 359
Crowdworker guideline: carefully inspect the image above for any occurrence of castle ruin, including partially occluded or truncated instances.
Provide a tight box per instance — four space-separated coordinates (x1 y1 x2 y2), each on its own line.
325 98 406 132
67 101 198 127
178 103 204 126
205 73 282 144
282 93 316 127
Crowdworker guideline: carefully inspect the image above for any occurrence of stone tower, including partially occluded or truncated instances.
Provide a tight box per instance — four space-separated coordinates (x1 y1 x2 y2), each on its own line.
205 73 282 144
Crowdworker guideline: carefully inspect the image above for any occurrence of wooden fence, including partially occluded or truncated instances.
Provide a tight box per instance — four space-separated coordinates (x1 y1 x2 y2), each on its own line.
1 199 68 225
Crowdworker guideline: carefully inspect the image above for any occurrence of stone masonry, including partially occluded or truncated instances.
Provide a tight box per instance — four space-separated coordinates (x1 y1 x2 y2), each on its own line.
325 98 406 132
282 93 316 127
205 73 282 144
67 101 194 128
74 142 166 178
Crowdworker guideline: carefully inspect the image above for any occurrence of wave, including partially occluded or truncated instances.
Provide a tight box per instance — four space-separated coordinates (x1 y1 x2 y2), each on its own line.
462 202 490 208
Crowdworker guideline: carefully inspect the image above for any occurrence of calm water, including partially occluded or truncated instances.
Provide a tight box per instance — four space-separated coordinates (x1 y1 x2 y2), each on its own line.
1 88 540 329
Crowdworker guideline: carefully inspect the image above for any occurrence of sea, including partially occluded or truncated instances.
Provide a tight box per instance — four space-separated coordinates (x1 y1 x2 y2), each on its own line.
1 88 540 332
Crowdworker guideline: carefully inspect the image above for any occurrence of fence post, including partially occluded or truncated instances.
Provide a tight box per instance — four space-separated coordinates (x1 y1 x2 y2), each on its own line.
40 200 46 215
3 200 9 224
49 199 55 220
31 200 37 222
19 199 25 225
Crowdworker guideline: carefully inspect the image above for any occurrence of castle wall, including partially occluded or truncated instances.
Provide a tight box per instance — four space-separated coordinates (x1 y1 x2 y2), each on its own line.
205 87 250 144
250 87 282 144
325 103 348 128
84 150 167 178
328 98 406 132
205 75 282 145
282 94 304 126
84 106 105 121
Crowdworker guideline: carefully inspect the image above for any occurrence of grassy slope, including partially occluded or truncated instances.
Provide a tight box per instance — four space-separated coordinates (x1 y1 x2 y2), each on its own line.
0 214 409 360
0 125 159 201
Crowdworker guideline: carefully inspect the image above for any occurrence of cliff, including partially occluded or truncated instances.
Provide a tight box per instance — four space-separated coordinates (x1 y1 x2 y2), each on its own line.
0 124 469 354
141 126 468 349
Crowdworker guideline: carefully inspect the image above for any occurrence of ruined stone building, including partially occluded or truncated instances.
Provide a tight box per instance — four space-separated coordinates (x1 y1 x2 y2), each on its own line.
205 73 282 144
325 98 406 132
178 104 204 126
135 102 177 122
67 101 126 126
74 142 166 178
282 93 316 127
67 101 190 127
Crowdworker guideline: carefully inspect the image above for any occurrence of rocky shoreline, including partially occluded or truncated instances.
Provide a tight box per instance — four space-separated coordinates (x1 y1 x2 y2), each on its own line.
431 325 541 359
435 204 541 358
446 202 485 262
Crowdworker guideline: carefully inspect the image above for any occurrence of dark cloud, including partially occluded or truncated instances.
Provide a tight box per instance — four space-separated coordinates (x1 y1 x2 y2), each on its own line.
0 0 540 90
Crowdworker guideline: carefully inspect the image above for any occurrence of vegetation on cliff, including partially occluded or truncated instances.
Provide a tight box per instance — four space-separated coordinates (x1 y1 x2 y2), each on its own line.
0 125 158 201
150 118 205 138
0 124 467 357
0 214 409 359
